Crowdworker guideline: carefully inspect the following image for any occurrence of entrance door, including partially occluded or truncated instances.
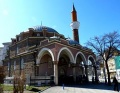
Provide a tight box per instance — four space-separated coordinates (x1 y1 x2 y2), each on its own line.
58 57 69 85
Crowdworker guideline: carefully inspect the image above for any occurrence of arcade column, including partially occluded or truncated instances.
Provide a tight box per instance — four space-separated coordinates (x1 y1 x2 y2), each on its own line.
53 61 58 85
73 67 76 83
85 65 89 82
94 65 98 83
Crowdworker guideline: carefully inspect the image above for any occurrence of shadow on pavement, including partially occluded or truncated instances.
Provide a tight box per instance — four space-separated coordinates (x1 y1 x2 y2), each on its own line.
61 82 118 91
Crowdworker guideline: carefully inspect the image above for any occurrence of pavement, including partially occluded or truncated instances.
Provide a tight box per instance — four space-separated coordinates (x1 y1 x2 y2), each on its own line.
4 91 34 93
3 83 120 93
41 83 120 93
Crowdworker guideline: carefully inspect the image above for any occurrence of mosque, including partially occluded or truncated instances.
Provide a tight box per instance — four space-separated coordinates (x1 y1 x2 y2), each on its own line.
3 4 97 85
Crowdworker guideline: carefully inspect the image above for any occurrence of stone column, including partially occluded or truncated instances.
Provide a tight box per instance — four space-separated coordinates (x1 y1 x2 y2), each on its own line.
73 67 76 83
53 61 58 85
85 65 88 82
94 65 98 83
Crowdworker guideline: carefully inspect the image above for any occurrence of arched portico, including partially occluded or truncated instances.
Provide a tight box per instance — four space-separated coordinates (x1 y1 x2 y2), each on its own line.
75 52 87 84
35 48 55 84
88 55 95 64
37 48 55 64
57 47 74 85
57 47 74 63
75 52 87 64
87 55 97 82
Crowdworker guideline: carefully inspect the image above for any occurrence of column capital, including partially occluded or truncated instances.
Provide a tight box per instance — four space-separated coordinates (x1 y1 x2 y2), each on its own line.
71 63 76 67
53 61 58 65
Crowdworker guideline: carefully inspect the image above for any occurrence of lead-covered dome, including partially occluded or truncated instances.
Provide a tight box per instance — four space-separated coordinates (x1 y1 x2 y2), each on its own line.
33 25 58 33
66 37 79 45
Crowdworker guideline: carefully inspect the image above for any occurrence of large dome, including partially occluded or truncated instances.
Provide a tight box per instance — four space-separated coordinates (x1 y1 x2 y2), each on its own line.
33 25 58 33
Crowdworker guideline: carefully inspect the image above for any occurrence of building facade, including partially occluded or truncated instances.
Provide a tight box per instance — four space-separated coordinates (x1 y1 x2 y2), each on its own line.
0 42 11 66
0 47 3 66
3 5 97 85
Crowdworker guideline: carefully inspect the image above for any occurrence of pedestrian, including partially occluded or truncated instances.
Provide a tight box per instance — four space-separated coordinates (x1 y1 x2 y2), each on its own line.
92 76 94 84
63 83 64 90
113 76 119 92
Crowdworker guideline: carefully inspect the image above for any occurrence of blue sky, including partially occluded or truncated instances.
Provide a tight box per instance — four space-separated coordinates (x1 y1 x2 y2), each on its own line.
0 0 120 47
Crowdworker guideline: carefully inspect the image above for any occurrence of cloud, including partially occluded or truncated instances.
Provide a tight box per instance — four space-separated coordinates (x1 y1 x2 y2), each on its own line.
2 9 9 16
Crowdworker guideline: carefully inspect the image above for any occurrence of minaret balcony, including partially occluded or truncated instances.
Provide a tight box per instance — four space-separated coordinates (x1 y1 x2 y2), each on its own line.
70 21 80 29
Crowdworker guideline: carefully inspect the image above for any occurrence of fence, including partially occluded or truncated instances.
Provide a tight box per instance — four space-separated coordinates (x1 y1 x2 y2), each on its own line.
30 75 54 86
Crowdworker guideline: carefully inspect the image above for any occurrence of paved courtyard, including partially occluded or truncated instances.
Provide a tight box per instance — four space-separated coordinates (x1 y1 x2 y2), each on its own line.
3 83 120 93
42 83 120 93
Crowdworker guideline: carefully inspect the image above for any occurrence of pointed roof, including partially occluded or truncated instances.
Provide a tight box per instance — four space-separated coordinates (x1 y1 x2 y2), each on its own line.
72 4 76 11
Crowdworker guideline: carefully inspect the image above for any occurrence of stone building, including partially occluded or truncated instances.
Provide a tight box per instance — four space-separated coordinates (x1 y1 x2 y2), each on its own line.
0 47 3 66
0 42 11 66
3 4 97 85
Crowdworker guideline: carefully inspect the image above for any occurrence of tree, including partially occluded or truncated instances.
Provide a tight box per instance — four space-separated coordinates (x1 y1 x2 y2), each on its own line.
0 66 5 93
86 31 120 85
0 66 5 84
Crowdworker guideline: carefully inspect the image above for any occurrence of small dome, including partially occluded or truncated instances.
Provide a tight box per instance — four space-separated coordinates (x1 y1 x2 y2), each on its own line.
33 25 58 33
66 38 79 45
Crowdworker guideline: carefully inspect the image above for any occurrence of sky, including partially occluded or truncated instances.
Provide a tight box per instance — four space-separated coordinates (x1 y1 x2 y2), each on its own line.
0 0 120 47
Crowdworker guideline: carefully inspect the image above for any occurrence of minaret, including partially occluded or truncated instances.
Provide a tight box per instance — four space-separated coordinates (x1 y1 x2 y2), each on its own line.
70 4 80 43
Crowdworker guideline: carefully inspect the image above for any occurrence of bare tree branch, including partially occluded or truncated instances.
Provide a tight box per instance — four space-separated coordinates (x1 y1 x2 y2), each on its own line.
86 31 120 85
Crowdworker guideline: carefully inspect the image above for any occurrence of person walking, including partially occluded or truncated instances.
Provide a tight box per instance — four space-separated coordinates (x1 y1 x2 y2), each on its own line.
113 76 119 92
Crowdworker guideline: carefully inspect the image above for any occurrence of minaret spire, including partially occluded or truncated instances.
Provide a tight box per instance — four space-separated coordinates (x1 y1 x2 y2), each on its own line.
72 3 76 11
70 4 80 43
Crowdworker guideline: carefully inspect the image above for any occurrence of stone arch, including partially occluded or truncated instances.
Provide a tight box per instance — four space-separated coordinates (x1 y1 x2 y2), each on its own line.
36 48 54 64
57 47 74 63
87 55 96 82
88 55 96 65
75 51 87 64
75 52 87 78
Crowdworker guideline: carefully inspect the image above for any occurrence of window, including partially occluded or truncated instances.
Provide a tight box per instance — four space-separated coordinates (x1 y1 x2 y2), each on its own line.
37 33 40 36
17 46 19 54
8 62 10 71
14 61 16 70
19 36 21 41
21 58 24 69
119 71 120 76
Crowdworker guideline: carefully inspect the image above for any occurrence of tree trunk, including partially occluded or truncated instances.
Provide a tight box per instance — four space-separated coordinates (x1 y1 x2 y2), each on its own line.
105 61 111 85
94 66 98 83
